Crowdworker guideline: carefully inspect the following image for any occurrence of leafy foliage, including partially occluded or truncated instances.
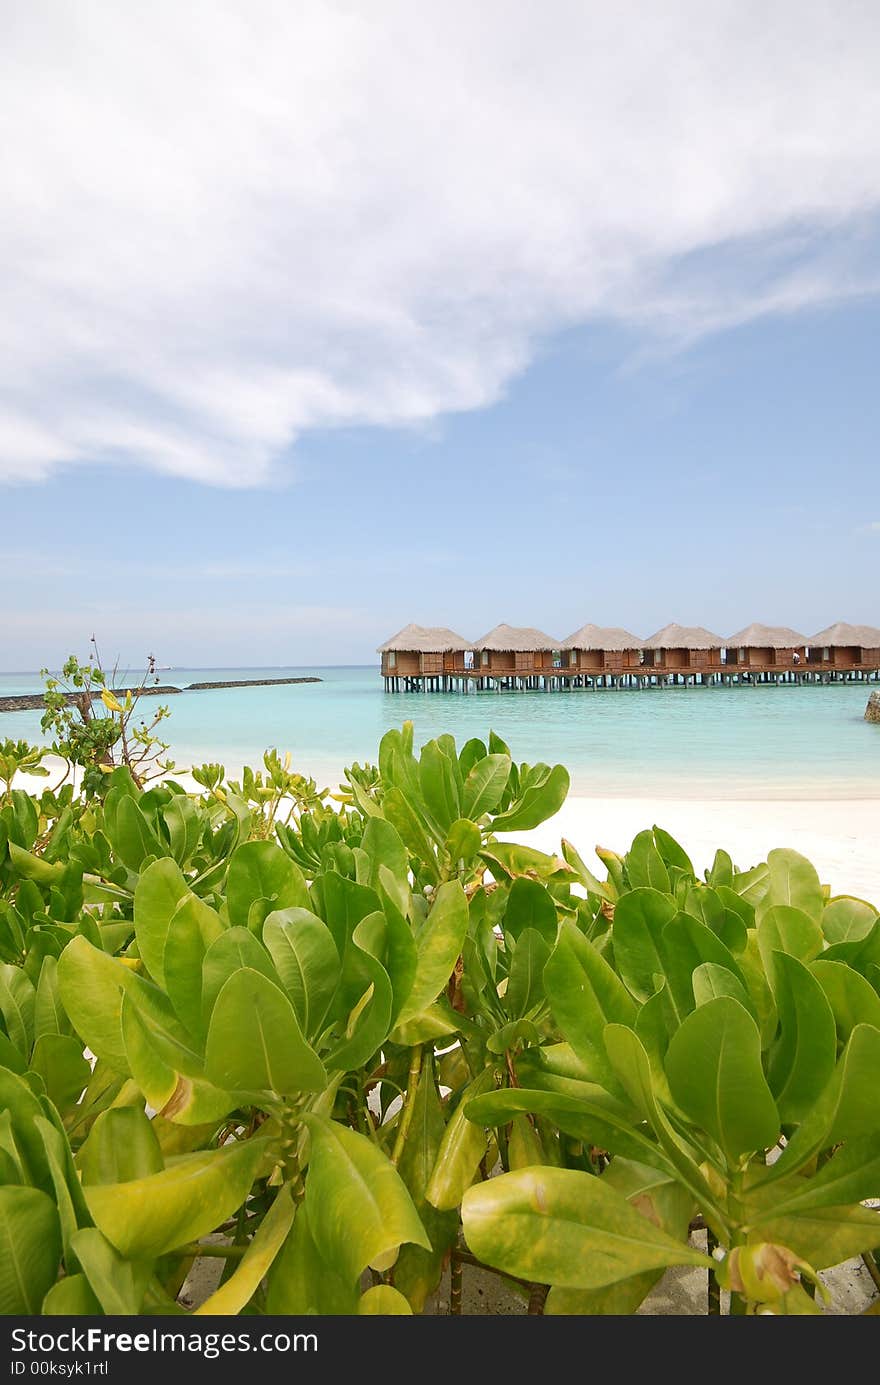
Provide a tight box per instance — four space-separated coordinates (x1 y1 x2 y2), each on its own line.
0 717 877 1316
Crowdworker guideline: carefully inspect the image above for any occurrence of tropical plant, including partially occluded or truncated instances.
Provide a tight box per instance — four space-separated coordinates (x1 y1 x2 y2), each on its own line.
40 641 174 795
0 723 877 1317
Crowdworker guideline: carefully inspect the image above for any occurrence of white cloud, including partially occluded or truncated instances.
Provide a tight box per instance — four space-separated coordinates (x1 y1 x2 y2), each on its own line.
2 0 880 486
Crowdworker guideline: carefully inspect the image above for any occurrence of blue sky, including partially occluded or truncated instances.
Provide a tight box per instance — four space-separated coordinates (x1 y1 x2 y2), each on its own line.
2 4 880 668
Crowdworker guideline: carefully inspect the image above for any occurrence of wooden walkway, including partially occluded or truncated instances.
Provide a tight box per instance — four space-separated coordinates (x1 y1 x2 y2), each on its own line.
383 668 880 693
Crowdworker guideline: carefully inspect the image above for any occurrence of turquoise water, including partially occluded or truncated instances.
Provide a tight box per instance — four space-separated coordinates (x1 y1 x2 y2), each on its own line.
2 665 878 799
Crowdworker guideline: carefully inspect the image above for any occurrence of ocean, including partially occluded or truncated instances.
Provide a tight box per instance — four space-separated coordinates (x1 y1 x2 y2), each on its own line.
1 665 878 800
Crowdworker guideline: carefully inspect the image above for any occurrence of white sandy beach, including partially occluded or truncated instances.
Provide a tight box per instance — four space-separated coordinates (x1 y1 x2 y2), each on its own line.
14 765 880 905
517 795 880 906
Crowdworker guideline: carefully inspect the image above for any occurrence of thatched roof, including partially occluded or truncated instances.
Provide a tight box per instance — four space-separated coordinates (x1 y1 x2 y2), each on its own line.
727 623 806 649
377 623 471 653
644 622 725 650
472 623 559 652
809 621 880 648
561 624 641 651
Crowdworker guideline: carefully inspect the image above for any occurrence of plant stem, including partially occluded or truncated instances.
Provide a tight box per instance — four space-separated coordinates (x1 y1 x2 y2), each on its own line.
391 1044 424 1166
178 1243 246 1260
527 1283 548 1315
706 1229 721 1315
863 1250 880 1294
449 1249 462 1315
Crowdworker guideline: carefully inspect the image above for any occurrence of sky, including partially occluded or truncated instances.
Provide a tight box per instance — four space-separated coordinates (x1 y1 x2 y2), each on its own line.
1 1 879 669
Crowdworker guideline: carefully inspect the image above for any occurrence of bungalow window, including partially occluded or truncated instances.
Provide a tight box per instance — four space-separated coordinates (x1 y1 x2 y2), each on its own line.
569 650 577 667
388 652 397 669
481 651 489 667
739 649 746 662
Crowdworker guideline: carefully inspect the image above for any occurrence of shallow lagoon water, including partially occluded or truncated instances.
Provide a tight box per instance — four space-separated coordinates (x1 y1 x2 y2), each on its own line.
2 665 878 799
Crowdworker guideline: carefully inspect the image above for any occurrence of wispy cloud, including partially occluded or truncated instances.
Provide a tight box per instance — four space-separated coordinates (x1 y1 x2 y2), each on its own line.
857 521 880 535
3 1 880 487
0 546 460 582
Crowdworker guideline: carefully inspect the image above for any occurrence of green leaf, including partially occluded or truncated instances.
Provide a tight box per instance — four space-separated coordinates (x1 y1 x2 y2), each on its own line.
758 905 824 976
490 763 569 832
756 1135 880 1219
78 1107 164 1186
314 871 381 958
164 893 225 1037
560 838 614 902
0 962 35 1055
0 1066 53 1193
625 831 671 893
226 840 309 928
544 920 636 1092
756 849 824 925
111 794 165 871
418 740 461 835
691 962 754 1017
361 816 409 892
121 994 233 1125
610 888 677 1003
768 1023 880 1180
263 907 340 1040
200 926 279 1024
0 1186 61 1314
29 1034 90 1115
443 818 481 867
810 959 880 1041
426 1066 496 1210
462 1167 710 1290
651 827 695 878
767 952 837 1123
34 1114 90 1267
505 928 551 1018
265 1203 357 1315
133 857 189 988
382 789 439 883
42 1273 102 1315
205 968 327 1094
393 1058 459 1313
84 1138 266 1259
7 841 66 884
546 1275 659 1315
303 1117 429 1283
660 913 746 1019
822 897 877 945
502 877 558 944
359 1284 413 1314
465 1086 671 1168
70 1227 152 1314
602 1025 724 1216
58 935 189 1075
479 841 576 883
162 793 203 866
461 753 511 819
34 956 71 1041
665 998 779 1163
397 880 469 1025
748 1205 880 1270
194 1185 296 1315
322 923 393 1073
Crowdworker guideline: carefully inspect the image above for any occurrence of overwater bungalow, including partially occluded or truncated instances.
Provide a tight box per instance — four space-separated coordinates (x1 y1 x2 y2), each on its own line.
378 618 880 691
724 623 807 680
806 623 880 678
560 624 643 685
378 623 472 690
471 624 560 687
641 623 725 682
